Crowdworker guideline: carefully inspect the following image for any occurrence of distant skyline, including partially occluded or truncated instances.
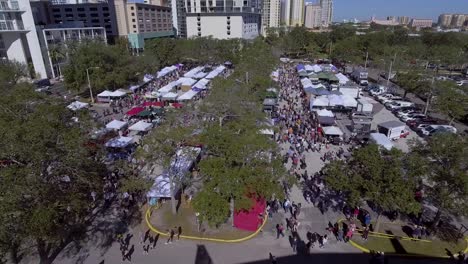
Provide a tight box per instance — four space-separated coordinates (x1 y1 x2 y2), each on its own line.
313 0 468 22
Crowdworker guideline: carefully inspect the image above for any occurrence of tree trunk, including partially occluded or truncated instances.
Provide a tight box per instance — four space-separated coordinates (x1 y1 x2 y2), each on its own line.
374 213 382 233
230 197 235 227
170 177 177 215
432 209 442 228
449 117 455 126
218 117 223 127
403 90 408 98
9 243 21 264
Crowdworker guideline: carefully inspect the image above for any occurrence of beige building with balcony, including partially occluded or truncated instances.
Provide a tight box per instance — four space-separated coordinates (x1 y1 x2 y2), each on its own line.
0 0 47 78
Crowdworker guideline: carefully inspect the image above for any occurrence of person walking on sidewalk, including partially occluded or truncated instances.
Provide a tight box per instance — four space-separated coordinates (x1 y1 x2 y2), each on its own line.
276 223 285 239
165 229 175 244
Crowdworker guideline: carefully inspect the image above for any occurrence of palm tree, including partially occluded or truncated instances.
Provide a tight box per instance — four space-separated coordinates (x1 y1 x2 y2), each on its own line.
48 44 66 78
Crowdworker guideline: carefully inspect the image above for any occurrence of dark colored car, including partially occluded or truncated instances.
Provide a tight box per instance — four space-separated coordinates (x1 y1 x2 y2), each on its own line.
407 117 446 129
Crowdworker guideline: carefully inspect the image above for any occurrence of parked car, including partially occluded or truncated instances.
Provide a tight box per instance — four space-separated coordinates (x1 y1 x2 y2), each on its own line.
396 109 418 118
407 117 445 129
375 93 393 101
369 86 387 96
392 106 418 114
386 101 415 111
401 113 426 122
419 125 457 137
382 96 403 105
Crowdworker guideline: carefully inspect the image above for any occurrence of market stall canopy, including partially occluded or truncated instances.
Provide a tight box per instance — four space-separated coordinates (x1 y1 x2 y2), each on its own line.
177 90 199 101
307 88 330 95
336 73 350 84
129 121 152 132
259 129 274 135
316 109 334 117
158 81 179 94
270 70 279 81
143 74 154 83
157 65 177 78
184 66 204 78
310 96 329 108
142 101 164 107
146 174 171 198
193 78 210 90
343 95 358 108
194 72 208 79
105 136 133 148
370 133 394 150
97 90 127 97
144 91 160 99
161 92 178 100
301 78 313 88
138 108 165 117
296 64 306 72
106 120 127 130
328 94 345 106
67 101 89 111
318 116 335 125
322 126 344 136
206 65 226 79
177 77 197 86
126 106 145 116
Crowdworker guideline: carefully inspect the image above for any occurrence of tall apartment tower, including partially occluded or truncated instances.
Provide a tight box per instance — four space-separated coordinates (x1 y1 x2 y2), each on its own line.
0 0 47 78
261 0 280 35
171 0 185 37
289 0 303 26
280 0 290 26
451 14 466 28
438 14 452 27
319 0 332 27
304 2 320 28
185 0 261 39
398 16 410 25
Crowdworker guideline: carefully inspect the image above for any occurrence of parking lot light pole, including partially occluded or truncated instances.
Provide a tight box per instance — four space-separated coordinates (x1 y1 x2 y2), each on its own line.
86 66 100 103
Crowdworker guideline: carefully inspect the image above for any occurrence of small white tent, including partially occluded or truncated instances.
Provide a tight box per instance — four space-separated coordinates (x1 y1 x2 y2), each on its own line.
322 126 344 136
129 121 152 132
106 120 127 130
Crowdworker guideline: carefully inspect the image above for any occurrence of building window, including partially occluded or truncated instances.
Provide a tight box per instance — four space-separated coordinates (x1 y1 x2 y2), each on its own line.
90 13 99 17
227 31 230 35
53 14 62 18
65 14 73 18
52 8 60 12
89 7 98 11
78 13 86 17
132 19 135 22
103 7 108 11
198 32 201 36
91 19 100 23
139 24 144 28
64 8 72 12
131 12 135 16
131 6 134 10
103 13 110 17
77 7 85 11
133 30 137 33
138 7 142 10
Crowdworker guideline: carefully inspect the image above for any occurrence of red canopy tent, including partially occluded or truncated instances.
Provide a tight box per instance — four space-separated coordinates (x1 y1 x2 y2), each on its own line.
126 107 145 116
142 101 165 107
233 198 266 231
171 102 183 109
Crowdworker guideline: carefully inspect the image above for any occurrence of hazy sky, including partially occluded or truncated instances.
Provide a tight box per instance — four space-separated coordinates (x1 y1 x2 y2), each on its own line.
320 0 468 22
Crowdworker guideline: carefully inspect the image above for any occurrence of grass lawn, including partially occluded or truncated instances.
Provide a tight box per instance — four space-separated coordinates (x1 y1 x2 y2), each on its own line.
352 235 467 257
149 202 254 240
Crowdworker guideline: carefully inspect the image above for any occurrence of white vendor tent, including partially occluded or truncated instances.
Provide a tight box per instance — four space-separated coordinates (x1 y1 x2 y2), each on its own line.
310 96 330 108
311 64 322 73
193 78 210 90
106 120 127 130
161 92 178 100
328 94 345 106
370 133 394 150
336 73 350 84
97 90 127 102
194 72 208 79
206 65 226 79
67 101 89 111
129 121 152 132
343 95 358 108
146 174 171 198
322 126 344 136
184 66 204 78
316 109 334 117
158 81 179 94
177 90 199 101
178 77 197 86
105 136 133 148
301 78 313 88
157 65 177 78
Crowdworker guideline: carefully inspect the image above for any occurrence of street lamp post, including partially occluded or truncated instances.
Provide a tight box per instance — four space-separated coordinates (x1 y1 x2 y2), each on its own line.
86 67 100 103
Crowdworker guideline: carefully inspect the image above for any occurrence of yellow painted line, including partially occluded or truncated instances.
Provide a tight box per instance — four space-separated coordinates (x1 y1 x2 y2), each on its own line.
145 207 268 243
348 239 371 253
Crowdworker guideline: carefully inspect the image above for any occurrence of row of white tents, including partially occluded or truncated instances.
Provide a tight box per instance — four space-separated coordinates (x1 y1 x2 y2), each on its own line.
310 94 358 108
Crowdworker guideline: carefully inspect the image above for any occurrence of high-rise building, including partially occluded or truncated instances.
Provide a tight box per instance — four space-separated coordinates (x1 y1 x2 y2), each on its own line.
386 16 395 22
410 18 432 29
280 0 290 26
289 0 303 26
451 14 466 28
438 14 452 27
261 0 280 35
171 0 185 37
319 0 332 27
113 0 173 48
185 0 261 39
304 2 320 28
398 16 410 25
0 0 47 78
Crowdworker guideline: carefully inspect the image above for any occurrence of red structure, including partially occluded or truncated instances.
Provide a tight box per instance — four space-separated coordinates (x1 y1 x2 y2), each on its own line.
233 198 266 231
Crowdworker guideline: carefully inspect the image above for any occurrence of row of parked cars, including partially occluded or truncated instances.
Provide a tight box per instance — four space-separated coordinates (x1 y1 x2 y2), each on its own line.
368 85 457 137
